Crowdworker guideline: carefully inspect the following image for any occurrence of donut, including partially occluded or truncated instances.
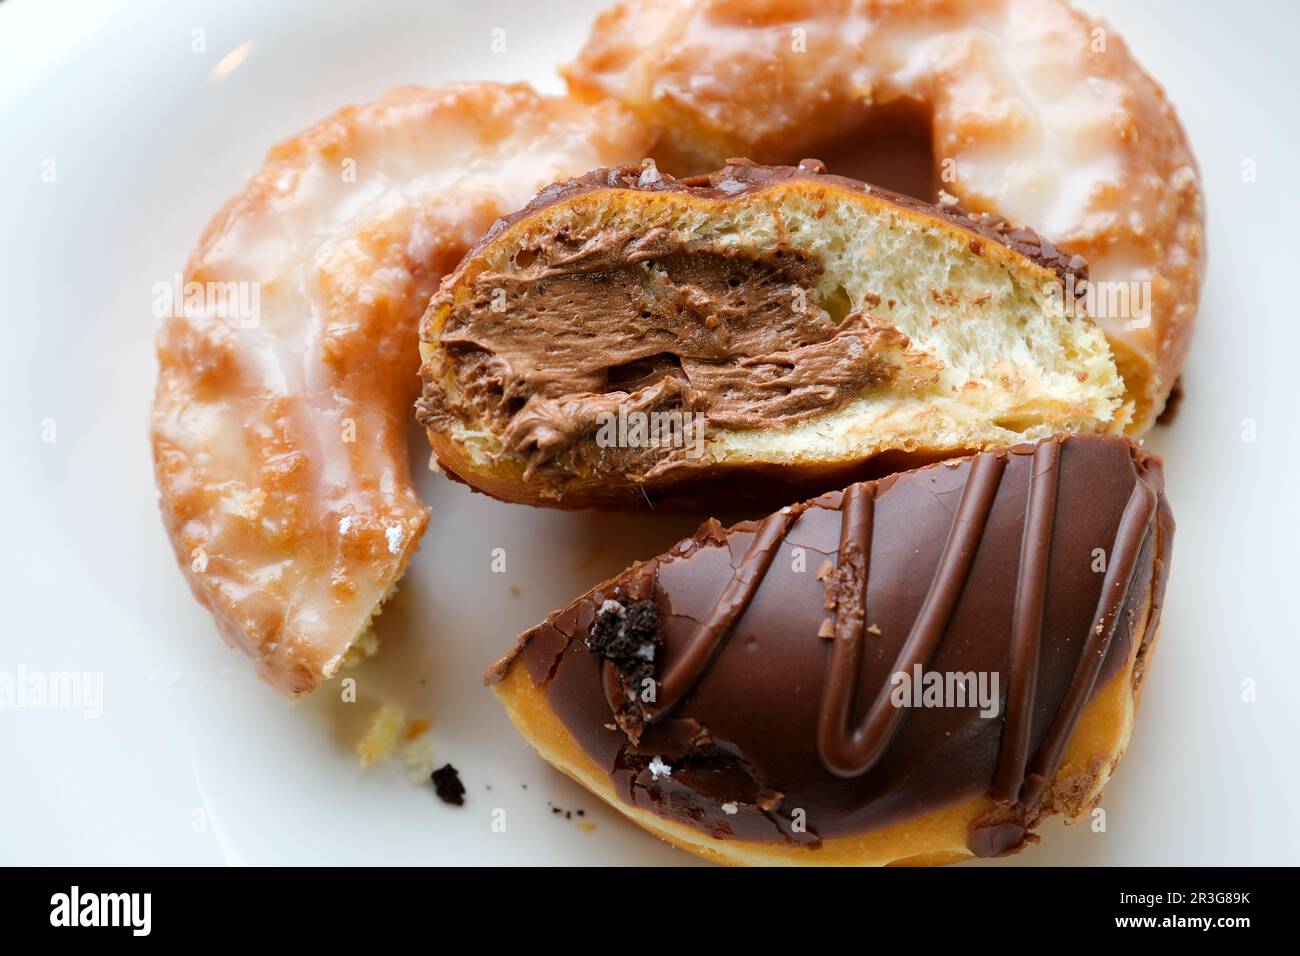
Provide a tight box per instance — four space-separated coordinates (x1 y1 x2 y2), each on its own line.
489 433 1173 865
418 160 1123 509
564 0 1205 431
151 84 651 694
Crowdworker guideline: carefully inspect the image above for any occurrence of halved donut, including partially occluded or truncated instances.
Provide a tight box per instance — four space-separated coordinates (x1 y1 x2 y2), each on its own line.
489 433 1174 865
418 161 1124 508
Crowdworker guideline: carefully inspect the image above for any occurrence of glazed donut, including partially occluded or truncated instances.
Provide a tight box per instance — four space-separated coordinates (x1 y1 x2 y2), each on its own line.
490 433 1173 865
418 160 1123 509
152 84 650 695
564 0 1205 431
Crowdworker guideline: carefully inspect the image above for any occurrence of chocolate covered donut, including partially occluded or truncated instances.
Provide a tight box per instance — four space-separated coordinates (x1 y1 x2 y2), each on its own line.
490 434 1173 865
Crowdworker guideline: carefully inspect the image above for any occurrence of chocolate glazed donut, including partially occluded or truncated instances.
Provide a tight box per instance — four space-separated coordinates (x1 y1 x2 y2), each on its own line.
490 434 1174 865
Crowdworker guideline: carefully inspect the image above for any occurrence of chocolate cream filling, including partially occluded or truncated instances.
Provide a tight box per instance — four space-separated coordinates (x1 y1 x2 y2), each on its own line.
424 224 907 477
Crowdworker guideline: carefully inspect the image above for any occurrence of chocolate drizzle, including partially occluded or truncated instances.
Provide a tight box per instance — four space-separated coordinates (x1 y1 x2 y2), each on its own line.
992 438 1061 802
507 435 1173 852
814 435 1161 837
1014 469 1159 812
817 452 1007 777
816 483 874 777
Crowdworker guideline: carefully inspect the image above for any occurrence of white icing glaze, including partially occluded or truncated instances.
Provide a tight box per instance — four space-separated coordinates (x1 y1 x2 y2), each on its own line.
565 0 1205 427
153 84 649 694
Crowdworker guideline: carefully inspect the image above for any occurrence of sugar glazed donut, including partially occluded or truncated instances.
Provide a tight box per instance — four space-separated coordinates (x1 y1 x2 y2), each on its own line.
152 84 650 694
490 434 1173 865
565 0 1205 430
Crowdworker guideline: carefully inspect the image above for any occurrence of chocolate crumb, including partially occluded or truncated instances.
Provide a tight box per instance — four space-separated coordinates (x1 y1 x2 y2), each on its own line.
587 599 662 665
431 764 466 806
548 802 588 822
587 598 665 741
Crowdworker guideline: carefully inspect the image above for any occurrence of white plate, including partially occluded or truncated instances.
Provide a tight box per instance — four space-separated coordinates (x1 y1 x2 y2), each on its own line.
2 0 1298 866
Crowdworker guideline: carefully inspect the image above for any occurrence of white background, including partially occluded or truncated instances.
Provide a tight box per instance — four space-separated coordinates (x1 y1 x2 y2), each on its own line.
1 0 1297 865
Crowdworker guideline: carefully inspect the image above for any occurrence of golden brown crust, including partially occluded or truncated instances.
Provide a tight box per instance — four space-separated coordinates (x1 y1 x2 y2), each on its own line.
430 412 981 511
